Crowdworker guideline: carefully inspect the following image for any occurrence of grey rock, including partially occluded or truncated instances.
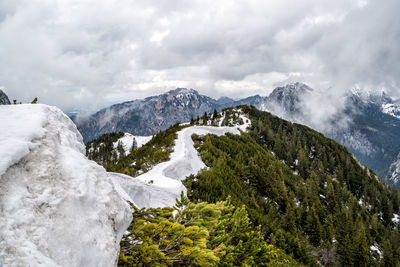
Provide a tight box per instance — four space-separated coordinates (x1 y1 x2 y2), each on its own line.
0 90 10 105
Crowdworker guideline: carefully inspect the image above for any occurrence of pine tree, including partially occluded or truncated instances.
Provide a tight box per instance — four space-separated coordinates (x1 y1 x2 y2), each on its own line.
202 112 208 125
305 204 322 246
116 141 125 158
130 137 137 153
353 223 371 267
213 108 218 119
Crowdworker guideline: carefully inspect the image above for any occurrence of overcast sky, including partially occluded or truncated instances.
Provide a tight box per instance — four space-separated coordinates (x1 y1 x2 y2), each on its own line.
0 0 399 113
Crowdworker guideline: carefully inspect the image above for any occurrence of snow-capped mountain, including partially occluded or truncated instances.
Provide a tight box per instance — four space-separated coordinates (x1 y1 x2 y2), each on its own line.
265 82 312 115
74 84 311 143
0 89 10 105
0 104 132 266
341 92 400 181
75 88 222 143
260 85 400 188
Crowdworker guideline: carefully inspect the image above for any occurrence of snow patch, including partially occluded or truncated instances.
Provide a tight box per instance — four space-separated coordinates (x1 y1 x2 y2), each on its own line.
370 245 382 257
392 214 400 224
382 103 400 119
113 133 152 156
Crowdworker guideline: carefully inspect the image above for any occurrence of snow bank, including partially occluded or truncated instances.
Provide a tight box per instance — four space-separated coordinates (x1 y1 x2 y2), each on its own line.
0 104 132 267
0 105 47 176
112 122 249 209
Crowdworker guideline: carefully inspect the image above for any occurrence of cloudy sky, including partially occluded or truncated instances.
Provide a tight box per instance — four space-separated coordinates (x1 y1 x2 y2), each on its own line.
0 0 399 113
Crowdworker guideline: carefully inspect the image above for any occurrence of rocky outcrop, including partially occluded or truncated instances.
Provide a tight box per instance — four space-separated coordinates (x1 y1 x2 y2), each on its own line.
0 90 10 105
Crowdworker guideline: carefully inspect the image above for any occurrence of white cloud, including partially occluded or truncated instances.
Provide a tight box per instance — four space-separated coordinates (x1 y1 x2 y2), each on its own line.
0 0 398 114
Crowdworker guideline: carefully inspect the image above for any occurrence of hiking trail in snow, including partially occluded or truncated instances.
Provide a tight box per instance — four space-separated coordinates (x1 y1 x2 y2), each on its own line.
110 112 250 208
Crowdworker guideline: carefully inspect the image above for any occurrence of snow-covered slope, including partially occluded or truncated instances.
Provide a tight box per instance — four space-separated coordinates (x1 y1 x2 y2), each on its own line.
110 114 250 209
382 102 400 120
0 104 132 267
113 133 152 156
387 153 400 184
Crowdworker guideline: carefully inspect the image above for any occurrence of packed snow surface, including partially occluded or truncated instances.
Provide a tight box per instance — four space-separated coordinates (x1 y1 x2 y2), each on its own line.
112 113 250 209
0 104 132 267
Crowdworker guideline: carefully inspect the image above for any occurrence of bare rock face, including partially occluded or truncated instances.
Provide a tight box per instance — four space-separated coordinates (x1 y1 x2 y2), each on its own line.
0 90 10 105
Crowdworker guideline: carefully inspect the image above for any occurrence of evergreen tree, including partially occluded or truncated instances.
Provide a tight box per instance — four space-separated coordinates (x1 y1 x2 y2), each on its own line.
305 204 322 246
130 137 137 153
202 112 208 125
213 108 218 119
352 223 371 267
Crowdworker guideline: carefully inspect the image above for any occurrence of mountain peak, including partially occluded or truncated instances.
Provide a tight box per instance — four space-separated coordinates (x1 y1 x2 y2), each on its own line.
350 87 394 106
167 88 198 96
281 82 312 92
217 96 235 105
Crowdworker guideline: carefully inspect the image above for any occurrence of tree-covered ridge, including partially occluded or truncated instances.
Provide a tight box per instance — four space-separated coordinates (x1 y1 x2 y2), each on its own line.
109 123 186 177
86 131 125 169
242 105 399 220
184 106 400 266
190 107 248 127
119 194 302 267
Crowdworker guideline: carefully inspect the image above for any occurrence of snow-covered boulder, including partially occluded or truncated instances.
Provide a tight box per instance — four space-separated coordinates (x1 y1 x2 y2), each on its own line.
0 104 132 267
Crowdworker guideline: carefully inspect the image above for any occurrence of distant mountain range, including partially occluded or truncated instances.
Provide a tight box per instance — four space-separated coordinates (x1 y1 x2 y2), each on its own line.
74 82 312 143
336 90 400 187
74 88 222 143
73 83 400 189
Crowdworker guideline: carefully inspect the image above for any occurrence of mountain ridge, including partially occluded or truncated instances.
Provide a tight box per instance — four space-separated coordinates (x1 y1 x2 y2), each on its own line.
74 83 400 190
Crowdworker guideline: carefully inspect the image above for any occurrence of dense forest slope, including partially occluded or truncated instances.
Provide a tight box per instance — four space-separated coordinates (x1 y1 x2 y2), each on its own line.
186 106 400 266
89 106 400 266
